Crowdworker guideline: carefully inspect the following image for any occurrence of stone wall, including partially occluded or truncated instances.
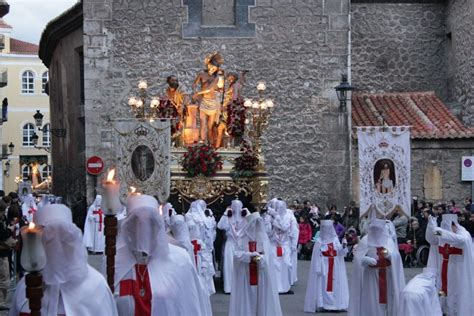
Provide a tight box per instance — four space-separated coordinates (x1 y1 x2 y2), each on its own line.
47 28 86 206
446 0 474 125
351 2 448 99
83 0 352 206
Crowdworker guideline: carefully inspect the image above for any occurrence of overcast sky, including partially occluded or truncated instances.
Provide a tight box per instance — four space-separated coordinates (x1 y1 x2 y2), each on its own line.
4 0 78 45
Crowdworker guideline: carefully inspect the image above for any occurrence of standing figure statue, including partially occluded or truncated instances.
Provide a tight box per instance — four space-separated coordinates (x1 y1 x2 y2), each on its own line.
164 76 191 146
215 71 246 148
192 52 225 145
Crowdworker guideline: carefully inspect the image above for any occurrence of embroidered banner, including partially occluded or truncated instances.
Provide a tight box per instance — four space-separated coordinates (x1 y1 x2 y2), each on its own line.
357 127 411 217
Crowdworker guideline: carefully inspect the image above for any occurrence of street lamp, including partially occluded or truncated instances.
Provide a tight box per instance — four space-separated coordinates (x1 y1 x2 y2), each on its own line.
334 74 354 111
31 132 50 153
32 110 66 138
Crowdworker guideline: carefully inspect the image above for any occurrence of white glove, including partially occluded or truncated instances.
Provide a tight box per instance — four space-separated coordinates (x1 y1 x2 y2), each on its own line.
342 238 348 247
361 256 377 267
428 215 437 228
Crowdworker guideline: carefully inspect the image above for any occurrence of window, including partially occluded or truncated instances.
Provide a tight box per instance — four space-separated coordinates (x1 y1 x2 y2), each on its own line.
42 123 51 146
41 165 51 179
22 123 35 147
22 165 31 179
42 71 48 94
21 71 35 94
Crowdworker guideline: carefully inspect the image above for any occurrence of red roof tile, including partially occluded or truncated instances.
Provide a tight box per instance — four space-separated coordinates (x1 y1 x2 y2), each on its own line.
352 91 474 139
0 19 12 29
9 38 38 55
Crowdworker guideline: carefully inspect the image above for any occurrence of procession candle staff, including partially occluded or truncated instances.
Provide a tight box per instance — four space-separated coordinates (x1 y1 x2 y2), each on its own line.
20 222 47 316
103 168 121 292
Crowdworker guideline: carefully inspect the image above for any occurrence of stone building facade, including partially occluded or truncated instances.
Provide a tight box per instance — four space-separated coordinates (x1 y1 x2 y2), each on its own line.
83 0 352 206
351 0 474 125
39 2 85 209
40 0 471 208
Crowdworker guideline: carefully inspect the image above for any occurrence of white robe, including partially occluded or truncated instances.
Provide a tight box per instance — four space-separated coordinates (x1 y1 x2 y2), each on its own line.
270 213 292 293
229 234 282 316
348 235 405 316
202 212 217 295
304 237 349 312
21 195 37 223
217 213 246 293
288 210 299 285
397 271 442 316
83 202 105 252
426 225 474 315
115 244 211 316
9 266 117 316
185 209 215 296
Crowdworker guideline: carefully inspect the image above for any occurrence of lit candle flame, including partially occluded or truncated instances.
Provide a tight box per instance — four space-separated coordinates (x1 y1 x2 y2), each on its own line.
28 222 35 229
130 186 136 194
106 169 116 182
159 205 163 216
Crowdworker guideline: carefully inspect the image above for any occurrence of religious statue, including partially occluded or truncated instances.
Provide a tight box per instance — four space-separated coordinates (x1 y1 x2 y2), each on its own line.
164 75 191 146
215 71 246 148
192 52 225 145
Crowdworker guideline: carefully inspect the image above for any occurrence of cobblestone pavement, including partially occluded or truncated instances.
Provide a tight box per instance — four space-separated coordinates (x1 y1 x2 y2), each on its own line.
1 255 422 315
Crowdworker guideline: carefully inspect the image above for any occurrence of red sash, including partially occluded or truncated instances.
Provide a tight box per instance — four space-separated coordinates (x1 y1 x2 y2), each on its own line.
249 241 258 285
438 244 463 295
191 240 201 267
321 243 337 292
369 247 391 304
276 246 283 257
93 208 104 231
119 264 152 316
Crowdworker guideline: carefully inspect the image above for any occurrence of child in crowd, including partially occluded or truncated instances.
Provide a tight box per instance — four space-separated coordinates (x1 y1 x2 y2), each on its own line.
297 216 312 259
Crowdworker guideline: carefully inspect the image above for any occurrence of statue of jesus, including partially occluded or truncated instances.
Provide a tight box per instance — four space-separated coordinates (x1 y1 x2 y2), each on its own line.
192 52 225 144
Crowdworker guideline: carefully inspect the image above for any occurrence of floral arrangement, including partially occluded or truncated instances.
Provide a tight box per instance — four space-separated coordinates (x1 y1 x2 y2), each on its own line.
181 144 223 177
226 97 247 137
231 140 259 178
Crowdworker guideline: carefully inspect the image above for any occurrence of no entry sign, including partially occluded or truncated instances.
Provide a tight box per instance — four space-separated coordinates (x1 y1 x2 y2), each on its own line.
86 156 104 175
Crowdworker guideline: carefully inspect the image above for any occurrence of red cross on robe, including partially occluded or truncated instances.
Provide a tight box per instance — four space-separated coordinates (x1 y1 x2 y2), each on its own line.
119 264 152 316
28 207 36 215
191 239 201 267
438 243 463 295
369 247 391 304
248 241 258 286
92 208 104 231
321 242 337 292
276 245 283 257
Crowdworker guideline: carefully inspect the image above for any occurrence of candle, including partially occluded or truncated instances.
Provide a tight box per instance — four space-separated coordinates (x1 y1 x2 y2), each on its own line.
159 205 163 216
20 222 47 272
103 169 121 215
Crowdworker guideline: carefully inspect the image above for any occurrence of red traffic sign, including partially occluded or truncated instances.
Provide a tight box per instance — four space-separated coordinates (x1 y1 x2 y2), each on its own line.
86 156 104 175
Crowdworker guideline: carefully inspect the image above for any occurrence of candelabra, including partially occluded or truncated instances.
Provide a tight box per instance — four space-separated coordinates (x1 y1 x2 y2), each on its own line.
127 80 161 122
243 81 274 155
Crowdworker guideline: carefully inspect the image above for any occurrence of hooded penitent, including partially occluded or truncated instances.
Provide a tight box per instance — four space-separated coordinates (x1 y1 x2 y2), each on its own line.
304 220 349 312
270 200 292 293
21 194 37 223
83 195 105 252
425 213 474 315
348 218 405 316
217 199 248 293
229 212 282 316
10 204 117 316
115 195 211 316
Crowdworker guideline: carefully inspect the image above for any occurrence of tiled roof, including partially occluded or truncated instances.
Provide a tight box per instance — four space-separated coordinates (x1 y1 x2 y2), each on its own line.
352 91 474 139
0 18 11 29
9 38 38 55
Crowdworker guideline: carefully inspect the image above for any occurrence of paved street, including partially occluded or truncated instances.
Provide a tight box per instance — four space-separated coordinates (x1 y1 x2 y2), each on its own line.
1 255 422 315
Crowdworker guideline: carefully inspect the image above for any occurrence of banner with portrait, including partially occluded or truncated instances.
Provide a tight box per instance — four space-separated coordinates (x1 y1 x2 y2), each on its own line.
357 126 411 217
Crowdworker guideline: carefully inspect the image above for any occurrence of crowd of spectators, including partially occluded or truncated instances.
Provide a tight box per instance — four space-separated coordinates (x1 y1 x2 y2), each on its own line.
290 197 474 264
